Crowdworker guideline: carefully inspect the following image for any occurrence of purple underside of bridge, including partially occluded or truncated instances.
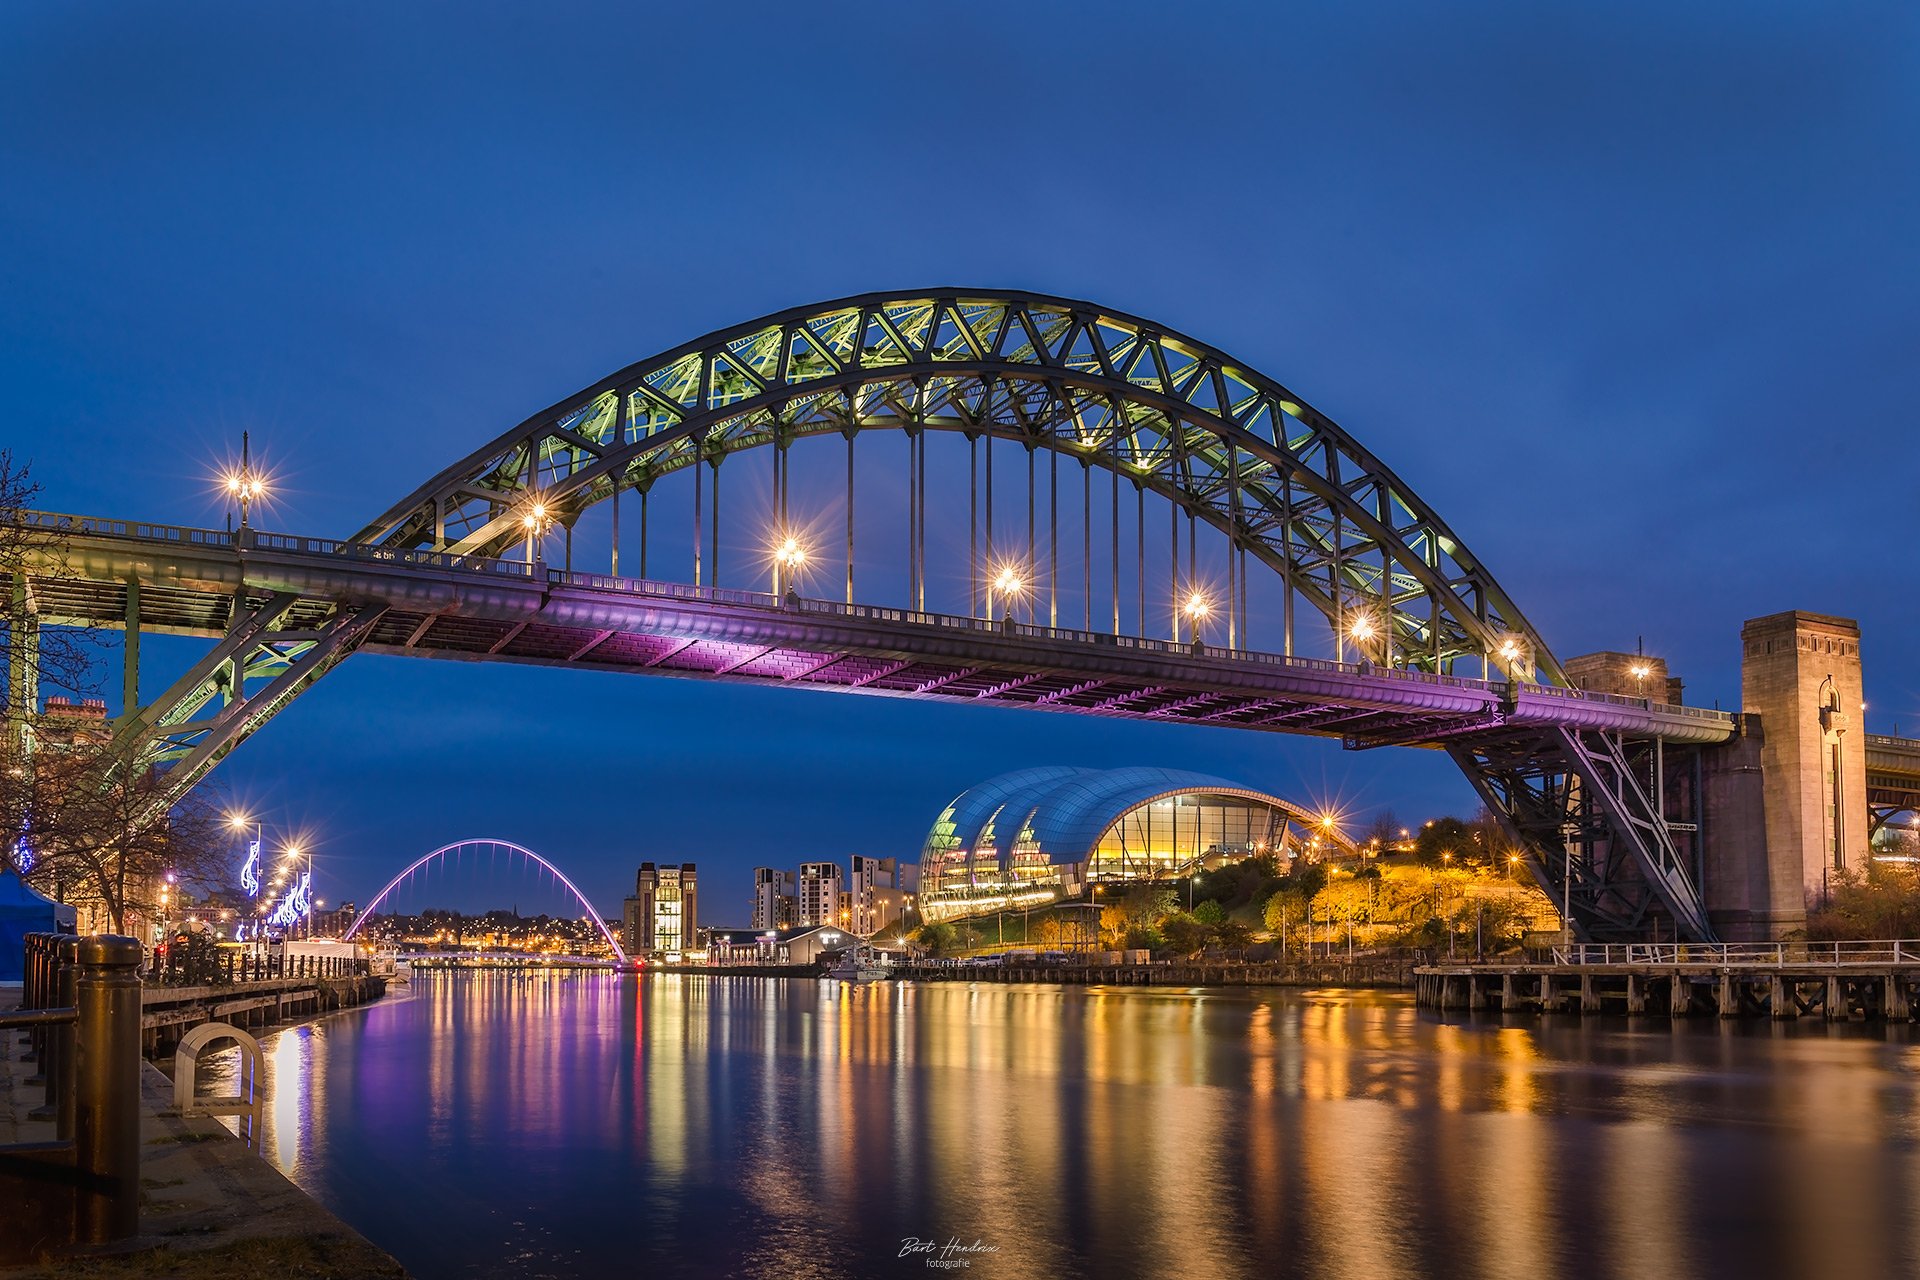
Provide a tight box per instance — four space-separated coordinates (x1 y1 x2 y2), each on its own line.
30 529 1744 751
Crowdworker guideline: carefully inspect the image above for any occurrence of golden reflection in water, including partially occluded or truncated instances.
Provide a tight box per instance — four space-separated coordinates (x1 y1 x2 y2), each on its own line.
265 1026 311 1179
239 975 1920 1280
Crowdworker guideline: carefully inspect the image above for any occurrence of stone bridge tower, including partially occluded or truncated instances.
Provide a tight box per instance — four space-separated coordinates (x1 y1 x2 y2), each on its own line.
1740 611 1869 907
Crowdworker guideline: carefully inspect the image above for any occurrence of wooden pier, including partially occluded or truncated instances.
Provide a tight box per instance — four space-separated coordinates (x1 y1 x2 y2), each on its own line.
1416 941 1920 1021
139 974 387 1055
894 958 1414 988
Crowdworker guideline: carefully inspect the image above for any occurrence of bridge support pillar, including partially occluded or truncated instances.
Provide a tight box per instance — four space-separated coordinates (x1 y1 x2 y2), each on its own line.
7 573 37 756
1713 611 1868 941
1887 975 1910 1022
121 576 139 717
1625 974 1646 1015
1826 975 1847 1021
1770 975 1795 1019
1579 975 1599 1013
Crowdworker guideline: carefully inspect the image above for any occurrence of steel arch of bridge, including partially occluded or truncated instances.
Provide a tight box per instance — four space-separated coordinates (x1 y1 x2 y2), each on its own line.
340 838 626 962
39 289 1720 942
359 290 1557 686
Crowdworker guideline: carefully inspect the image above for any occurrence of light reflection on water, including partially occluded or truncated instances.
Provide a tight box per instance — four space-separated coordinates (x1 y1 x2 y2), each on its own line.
227 973 1920 1280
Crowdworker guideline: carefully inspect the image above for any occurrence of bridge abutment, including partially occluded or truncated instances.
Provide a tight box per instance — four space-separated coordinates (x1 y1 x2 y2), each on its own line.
1742 611 1868 913
1699 611 1869 940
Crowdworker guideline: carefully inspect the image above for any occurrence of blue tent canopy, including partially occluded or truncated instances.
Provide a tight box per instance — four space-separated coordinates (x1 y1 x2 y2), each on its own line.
0 868 77 982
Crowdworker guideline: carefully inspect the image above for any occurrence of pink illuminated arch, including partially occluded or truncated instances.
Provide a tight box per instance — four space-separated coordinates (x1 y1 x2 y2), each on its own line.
342 838 627 962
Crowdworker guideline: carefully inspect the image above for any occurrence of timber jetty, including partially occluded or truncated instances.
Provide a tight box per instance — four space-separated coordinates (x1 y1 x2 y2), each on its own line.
893 958 1413 987
1417 941 1920 1021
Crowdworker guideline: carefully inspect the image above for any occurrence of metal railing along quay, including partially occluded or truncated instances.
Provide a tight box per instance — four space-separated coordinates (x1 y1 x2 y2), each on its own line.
147 943 366 988
1 934 144 1257
1550 941 1920 967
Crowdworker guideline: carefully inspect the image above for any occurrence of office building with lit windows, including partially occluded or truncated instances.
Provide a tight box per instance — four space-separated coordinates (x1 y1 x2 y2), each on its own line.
917 766 1354 922
623 862 697 955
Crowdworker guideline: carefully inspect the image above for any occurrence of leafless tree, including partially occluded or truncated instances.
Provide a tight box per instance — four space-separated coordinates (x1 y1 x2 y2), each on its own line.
7 735 230 934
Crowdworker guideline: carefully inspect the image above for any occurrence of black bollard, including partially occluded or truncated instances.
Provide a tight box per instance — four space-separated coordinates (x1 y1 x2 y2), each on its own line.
73 936 142 1245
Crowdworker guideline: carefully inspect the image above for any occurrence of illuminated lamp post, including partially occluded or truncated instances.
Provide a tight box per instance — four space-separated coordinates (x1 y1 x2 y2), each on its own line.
1495 634 1529 684
772 532 809 600
1347 611 1379 666
519 495 554 566
1183 591 1211 654
988 565 1028 629
227 811 266 941
219 431 269 534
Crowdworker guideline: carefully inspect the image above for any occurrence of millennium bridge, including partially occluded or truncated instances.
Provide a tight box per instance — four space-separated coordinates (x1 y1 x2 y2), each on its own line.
7 291 1914 942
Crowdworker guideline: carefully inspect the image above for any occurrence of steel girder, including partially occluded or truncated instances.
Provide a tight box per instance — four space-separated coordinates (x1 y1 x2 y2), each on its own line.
1449 726 1712 941
355 291 1560 686
111 590 385 824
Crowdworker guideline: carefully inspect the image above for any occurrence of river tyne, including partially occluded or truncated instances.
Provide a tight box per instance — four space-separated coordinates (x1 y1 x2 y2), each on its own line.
242 971 1920 1280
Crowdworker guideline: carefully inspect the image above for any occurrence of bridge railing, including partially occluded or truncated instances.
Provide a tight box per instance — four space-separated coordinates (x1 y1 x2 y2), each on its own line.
1522 682 1734 722
20 509 534 578
13 509 235 548
250 530 534 577
1867 733 1920 750
1552 940 1920 966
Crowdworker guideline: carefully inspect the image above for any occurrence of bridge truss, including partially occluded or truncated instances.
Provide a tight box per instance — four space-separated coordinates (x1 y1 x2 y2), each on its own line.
9 291 1740 940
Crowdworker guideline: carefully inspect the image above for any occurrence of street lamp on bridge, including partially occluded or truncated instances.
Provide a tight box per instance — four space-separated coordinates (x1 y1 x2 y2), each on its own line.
770 530 809 598
218 431 271 532
518 496 555 566
988 563 1028 626
1183 590 1212 650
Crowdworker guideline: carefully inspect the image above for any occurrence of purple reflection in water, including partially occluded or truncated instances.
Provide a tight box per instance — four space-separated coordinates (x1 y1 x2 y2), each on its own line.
231 973 1920 1280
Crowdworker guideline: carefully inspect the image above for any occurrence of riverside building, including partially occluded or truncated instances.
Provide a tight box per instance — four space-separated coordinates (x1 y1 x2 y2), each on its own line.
797 861 843 927
623 862 698 956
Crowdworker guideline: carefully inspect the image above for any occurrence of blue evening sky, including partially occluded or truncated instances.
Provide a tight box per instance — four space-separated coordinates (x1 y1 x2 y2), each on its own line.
3 4 1915 922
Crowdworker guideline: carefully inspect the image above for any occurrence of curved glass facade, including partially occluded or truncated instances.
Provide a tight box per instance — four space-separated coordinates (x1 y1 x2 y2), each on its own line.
918 766 1345 922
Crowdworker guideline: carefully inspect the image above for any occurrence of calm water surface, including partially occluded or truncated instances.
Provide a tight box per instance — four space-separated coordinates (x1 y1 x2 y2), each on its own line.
241 972 1920 1280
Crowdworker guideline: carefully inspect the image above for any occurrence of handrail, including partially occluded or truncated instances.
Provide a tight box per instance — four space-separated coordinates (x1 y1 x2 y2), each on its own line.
18 507 1737 729
1550 940 1920 966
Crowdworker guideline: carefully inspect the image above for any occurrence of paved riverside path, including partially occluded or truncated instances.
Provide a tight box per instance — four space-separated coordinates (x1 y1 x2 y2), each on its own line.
3 988 408 1278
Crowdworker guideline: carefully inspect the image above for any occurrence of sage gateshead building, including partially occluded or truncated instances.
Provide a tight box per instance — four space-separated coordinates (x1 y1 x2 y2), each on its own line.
917 766 1354 922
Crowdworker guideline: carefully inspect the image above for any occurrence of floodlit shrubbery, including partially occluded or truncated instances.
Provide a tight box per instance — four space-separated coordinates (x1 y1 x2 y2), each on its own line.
1807 862 1920 941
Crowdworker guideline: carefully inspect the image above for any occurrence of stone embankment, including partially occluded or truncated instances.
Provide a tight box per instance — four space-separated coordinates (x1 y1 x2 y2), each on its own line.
3 996 407 1277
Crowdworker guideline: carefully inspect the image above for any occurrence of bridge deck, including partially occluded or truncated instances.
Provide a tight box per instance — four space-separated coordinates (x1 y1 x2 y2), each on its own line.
21 511 1738 748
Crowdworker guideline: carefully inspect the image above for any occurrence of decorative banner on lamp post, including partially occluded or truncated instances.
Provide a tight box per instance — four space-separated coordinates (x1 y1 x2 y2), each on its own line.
240 839 262 898
267 871 311 930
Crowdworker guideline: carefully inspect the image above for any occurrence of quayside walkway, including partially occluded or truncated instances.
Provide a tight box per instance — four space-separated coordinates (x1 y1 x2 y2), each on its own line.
1417 941 1920 1021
